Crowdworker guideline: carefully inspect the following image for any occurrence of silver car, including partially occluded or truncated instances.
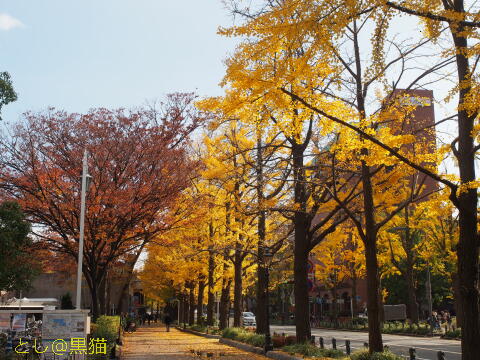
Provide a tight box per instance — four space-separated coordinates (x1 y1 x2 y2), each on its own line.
242 312 256 327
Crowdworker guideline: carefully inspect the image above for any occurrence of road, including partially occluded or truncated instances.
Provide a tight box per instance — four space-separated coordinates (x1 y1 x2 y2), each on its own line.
271 326 461 360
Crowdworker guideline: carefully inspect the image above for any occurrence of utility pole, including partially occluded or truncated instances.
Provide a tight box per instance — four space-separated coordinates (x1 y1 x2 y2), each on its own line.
75 150 90 309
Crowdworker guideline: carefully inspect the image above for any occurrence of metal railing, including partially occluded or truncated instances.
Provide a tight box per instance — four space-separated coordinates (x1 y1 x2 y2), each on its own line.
309 335 448 360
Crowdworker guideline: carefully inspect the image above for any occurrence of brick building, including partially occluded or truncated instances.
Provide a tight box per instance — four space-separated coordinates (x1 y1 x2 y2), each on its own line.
310 89 438 319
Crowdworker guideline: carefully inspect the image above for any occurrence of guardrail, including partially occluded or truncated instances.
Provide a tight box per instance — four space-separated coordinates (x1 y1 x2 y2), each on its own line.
307 335 448 360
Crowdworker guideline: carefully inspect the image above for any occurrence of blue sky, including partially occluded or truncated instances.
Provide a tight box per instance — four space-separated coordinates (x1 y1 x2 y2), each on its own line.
0 1 239 123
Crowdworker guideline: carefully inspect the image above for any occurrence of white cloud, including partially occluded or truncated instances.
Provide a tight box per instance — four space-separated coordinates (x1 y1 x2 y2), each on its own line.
0 13 24 31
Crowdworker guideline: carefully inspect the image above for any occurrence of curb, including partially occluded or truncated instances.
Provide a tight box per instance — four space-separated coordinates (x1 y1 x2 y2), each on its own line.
176 327 222 339
219 338 303 360
440 336 461 341
219 338 265 355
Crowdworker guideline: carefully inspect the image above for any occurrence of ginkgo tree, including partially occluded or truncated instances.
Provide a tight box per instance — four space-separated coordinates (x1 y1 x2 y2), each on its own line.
220 1 479 356
216 0 466 352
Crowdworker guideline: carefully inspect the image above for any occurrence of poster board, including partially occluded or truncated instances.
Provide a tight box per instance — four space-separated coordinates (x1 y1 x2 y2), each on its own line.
70 313 86 337
42 312 88 360
0 313 10 332
12 314 26 331
384 304 407 321
42 314 72 339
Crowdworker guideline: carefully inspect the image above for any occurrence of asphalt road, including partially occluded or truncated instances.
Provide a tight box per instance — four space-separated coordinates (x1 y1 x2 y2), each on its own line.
271 325 461 360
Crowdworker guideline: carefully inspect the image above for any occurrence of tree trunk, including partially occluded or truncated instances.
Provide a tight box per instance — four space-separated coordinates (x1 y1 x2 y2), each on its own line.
90 286 100 320
448 5 480 358
352 275 358 315
183 291 189 326
255 132 268 335
453 273 463 327
403 210 419 323
197 280 205 325
106 273 112 315
361 160 383 352
292 143 311 343
233 247 243 327
116 244 146 312
405 266 419 323
99 275 107 315
256 248 267 334
179 295 185 324
232 155 244 329
85 269 105 320
220 202 232 330
189 285 195 326
219 278 232 330
207 247 215 326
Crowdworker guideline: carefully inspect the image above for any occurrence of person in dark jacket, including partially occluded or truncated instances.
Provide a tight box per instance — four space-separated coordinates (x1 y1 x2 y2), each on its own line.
164 313 172 332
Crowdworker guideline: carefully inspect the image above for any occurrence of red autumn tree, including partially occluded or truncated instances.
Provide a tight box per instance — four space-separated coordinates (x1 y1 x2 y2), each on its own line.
0 93 203 318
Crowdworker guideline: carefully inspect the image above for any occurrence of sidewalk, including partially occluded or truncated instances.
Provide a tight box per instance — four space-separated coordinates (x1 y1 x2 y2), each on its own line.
121 324 268 359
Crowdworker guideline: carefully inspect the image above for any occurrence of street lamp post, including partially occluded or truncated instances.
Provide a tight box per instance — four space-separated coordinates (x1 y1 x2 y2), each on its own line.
263 247 274 353
75 150 92 310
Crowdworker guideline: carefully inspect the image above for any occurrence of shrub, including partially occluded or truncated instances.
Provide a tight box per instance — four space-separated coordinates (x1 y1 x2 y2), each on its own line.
283 343 344 358
90 322 98 335
272 335 286 348
243 333 265 347
222 327 265 347
350 349 403 360
414 326 430 335
190 324 207 333
443 329 461 338
285 335 297 345
91 315 120 345
60 293 75 309
222 327 243 339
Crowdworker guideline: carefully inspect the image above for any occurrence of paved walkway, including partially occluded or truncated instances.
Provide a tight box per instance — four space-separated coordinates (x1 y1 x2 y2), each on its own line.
121 325 268 360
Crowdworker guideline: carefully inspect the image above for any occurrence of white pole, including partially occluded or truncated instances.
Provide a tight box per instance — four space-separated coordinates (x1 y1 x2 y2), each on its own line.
75 150 88 310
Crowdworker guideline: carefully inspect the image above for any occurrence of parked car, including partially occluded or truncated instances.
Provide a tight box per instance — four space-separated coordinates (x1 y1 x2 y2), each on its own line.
242 312 256 327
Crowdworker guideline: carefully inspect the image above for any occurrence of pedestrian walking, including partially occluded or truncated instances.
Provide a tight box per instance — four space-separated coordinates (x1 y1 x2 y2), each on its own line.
445 311 452 330
164 313 172 332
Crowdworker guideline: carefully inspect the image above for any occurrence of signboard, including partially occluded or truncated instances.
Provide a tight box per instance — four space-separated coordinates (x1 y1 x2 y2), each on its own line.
41 312 89 360
0 313 10 332
399 96 432 107
384 304 407 321
12 314 26 331
43 314 72 339
70 314 86 337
